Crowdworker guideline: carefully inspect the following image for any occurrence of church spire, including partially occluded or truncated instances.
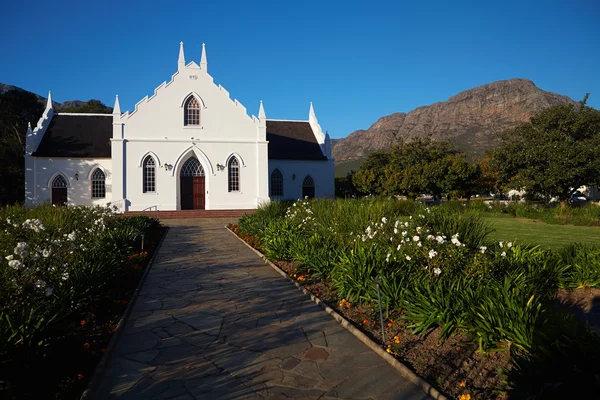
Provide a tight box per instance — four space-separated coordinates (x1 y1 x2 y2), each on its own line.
46 91 53 110
27 122 32 134
309 101 316 120
113 94 121 115
258 100 266 120
178 41 185 71
200 43 208 71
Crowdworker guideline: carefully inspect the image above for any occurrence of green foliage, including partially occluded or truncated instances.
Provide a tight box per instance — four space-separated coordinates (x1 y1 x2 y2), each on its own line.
490 96 600 202
558 243 600 288
0 90 44 205
330 244 383 303
60 99 112 114
352 140 482 199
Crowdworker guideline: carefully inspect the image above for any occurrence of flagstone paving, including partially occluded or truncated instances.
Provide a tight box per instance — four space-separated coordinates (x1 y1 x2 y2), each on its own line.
95 219 434 400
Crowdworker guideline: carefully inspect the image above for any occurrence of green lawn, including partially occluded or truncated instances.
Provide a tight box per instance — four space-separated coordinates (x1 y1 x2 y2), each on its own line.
486 215 600 249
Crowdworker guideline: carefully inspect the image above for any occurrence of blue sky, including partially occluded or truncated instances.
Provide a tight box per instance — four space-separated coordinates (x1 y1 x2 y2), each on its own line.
1 0 598 138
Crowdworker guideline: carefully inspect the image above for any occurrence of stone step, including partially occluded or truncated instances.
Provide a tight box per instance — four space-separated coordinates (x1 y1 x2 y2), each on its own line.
124 210 255 219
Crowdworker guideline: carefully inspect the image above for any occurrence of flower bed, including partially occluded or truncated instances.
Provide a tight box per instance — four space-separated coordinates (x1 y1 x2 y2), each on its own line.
231 198 600 399
0 205 165 400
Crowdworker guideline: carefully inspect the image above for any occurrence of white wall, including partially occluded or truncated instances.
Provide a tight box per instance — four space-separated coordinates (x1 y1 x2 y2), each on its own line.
268 159 335 200
25 157 112 206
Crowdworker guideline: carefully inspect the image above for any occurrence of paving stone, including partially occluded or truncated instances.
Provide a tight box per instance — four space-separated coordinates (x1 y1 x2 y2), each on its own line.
302 347 329 361
94 221 433 400
280 357 301 370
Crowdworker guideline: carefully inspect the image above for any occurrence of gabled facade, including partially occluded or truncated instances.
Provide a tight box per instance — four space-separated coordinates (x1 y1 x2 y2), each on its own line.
24 42 334 211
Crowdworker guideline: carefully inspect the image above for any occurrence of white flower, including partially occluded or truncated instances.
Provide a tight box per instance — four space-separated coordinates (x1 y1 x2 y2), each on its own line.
394 228 398 234
435 236 445 244
507 242 513 248
67 232 76 241
501 251 507 257
35 279 46 288
31 252 40 261
5 255 14 261
381 217 388 224
452 233 459 240
402 231 407 237
45 287 53 297
8 260 23 270
386 253 391 262
499 241 504 248
428 249 438 259
62 272 69 281
416 227 422 233
405 255 412 261
417 242 422 247
397 244 402 251
433 267 441 275
480 246 487 254
426 235 435 241
451 238 461 246
413 236 420 242
42 249 51 258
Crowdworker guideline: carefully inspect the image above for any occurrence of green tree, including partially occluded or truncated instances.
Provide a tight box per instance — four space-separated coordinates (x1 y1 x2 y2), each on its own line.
61 99 112 113
490 95 600 204
352 151 392 195
0 90 44 205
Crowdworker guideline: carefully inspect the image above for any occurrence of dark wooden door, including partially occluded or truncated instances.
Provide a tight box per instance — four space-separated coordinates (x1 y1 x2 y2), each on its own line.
52 188 67 206
181 176 205 210
180 177 193 210
193 176 205 209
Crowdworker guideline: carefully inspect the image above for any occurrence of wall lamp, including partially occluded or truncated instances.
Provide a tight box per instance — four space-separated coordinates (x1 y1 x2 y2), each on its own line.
215 163 225 171
75 173 79 181
163 163 172 171
292 174 296 180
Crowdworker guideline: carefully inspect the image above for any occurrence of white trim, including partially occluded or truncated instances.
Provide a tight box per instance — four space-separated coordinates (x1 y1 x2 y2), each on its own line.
125 138 268 144
47 171 71 189
87 164 107 181
172 145 215 177
138 151 161 168
180 92 207 109
225 152 246 167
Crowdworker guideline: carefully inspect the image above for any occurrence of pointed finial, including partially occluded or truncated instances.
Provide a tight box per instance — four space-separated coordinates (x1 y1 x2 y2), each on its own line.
46 91 53 110
309 101 315 116
200 43 208 71
178 41 185 70
27 122 32 132
258 100 266 120
113 94 121 114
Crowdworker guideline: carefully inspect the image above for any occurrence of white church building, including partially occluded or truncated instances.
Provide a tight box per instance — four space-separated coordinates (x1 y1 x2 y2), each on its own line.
24 43 334 211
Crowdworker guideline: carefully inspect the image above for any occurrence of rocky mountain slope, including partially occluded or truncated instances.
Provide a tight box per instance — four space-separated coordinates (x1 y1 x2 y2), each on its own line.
333 79 576 162
0 83 95 111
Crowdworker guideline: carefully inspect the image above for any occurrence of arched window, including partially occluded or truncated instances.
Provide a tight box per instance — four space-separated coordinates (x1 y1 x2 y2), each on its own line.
228 157 240 192
181 157 205 177
184 96 201 126
51 174 68 206
270 169 283 197
302 175 315 199
143 156 156 193
91 169 106 199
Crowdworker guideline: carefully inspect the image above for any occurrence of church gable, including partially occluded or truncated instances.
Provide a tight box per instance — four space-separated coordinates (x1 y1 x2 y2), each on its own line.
118 43 259 141
266 121 327 161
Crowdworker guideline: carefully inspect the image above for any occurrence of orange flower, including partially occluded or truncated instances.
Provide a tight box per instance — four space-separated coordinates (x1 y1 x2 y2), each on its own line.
83 343 90 350
459 394 471 400
77 374 84 380
109 324 117 331
394 336 400 344
91 350 97 355
387 322 393 327
459 381 466 388
363 319 369 324
80 320 86 326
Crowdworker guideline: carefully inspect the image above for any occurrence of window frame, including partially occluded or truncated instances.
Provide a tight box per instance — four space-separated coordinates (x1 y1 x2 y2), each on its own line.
91 168 106 199
184 96 201 126
270 168 283 198
228 157 240 192
143 156 156 193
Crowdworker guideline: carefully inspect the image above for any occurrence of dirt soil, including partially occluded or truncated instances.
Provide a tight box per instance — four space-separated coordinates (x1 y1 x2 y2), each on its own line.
554 287 600 336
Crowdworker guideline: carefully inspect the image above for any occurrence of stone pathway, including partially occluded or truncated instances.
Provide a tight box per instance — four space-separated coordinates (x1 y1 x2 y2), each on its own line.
94 219 433 400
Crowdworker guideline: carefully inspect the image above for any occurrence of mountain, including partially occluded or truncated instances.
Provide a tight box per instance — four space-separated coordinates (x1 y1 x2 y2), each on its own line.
333 79 576 168
0 83 108 112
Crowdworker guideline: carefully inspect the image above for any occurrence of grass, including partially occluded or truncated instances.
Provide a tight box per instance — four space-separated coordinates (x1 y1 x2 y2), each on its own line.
486 215 600 249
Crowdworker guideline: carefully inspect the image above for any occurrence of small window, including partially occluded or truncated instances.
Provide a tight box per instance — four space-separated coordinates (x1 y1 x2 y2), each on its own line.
52 175 67 189
302 175 315 199
91 169 106 199
184 96 201 126
143 156 156 193
228 158 240 192
270 169 283 197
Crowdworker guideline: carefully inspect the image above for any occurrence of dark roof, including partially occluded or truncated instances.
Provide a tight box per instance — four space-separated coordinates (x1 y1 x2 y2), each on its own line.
266 120 326 160
32 114 112 158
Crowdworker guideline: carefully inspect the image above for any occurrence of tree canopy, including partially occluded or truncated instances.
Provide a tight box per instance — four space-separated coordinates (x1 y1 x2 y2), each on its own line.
61 99 112 114
352 139 481 199
489 96 600 202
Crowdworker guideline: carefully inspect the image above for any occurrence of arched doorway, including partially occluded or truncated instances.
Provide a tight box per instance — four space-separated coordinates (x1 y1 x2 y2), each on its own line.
180 156 205 210
302 175 315 199
51 175 68 206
